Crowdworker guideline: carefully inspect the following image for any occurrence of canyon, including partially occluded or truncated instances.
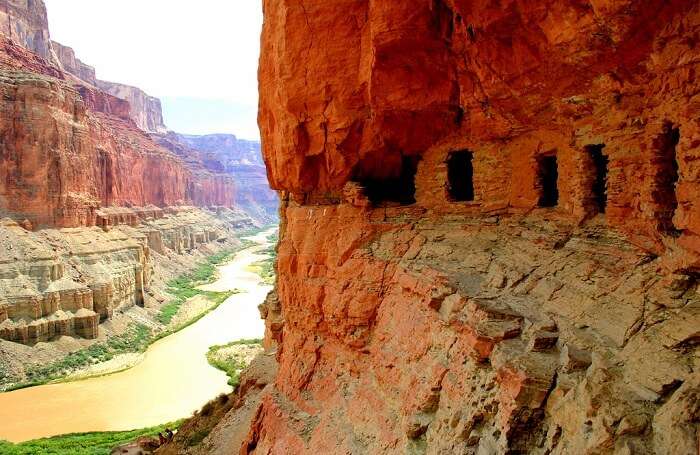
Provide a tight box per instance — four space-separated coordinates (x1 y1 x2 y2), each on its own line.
1 0 699 454
159 1 700 454
0 0 277 395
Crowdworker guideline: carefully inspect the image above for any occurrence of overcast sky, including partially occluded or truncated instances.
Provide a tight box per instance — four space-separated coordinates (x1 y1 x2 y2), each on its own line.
44 0 263 140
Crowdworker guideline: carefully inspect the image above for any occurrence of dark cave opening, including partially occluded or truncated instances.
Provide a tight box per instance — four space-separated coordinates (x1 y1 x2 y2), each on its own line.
360 156 418 206
446 150 474 202
538 155 559 208
586 144 609 214
653 123 681 234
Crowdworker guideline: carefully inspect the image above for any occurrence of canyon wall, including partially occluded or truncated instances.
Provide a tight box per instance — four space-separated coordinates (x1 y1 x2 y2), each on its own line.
0 0 51 61
0 0 277 229
0 35 235 228
0 206 253 345
204 1 700 454
0 0 258 347
50 40 96 85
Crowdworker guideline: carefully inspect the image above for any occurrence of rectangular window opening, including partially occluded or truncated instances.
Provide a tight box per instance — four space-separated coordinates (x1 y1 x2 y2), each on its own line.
586 144 608 214
446 150 474 202
538 155 559 208
653 122 681 234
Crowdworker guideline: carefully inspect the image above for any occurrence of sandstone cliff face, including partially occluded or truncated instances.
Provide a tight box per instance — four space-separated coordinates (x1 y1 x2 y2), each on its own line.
0 206 254 345
258 0 700 263
2 0 168 134
225 1 700 454
0 37 235 228
96 80 167 133
177 134 265 169
0 0 262 354
0 0 51 61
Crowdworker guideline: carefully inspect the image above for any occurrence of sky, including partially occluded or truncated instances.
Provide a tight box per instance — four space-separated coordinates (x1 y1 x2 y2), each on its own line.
44 0 263 140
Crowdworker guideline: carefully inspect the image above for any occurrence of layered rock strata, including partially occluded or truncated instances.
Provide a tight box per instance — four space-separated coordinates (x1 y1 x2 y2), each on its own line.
0 207 254 345
0 0 277 228
0 0 51 61
198 1 700 454
0 37 235 228
50 40 96 85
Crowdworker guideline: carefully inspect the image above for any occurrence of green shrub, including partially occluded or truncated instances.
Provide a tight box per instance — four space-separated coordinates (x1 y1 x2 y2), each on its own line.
0 420 182 455
157 248 240 325
185 428 211 447
22 324 153 386
206 339 262 388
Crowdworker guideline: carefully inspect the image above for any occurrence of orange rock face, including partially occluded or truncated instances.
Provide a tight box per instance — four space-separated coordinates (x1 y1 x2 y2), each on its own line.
245 1 700 453
259 0 700 260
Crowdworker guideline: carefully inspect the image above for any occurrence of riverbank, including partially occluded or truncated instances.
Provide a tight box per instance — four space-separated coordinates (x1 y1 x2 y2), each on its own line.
0 226 273 392
0 421 184 455
206 338 263 387
0 227 276 443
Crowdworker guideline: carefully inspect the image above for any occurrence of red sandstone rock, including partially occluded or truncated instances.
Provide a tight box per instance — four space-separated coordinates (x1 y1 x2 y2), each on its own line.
259 0 700 260
0 0 52 61
0 37 235 228
51 41 96 85
229 1 700 454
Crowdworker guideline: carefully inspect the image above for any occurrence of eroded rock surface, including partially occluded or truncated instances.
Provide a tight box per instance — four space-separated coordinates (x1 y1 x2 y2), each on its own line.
51 40 96 85
0 0 52 61
0 207 254 345
206 1 700 454
162 133 280 223
0 36 236 228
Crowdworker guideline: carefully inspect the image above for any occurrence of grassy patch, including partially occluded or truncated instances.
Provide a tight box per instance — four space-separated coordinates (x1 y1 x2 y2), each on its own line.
247 258 275 286
247 233 277 286
1 229 275 391
0 420 183 455
15 324 153 389
7 244 249 391
157 249 240 326
185 428 211 447
206 339 262 388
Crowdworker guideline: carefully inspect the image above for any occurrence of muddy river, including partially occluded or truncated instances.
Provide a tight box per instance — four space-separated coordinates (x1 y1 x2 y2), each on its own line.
0 228 275 443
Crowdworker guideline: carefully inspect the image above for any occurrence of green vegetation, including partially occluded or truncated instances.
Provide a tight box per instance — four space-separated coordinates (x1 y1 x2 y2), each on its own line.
157 248 242 326
7 239 257 391
1 226 278 392
153 290 237 344
247 231 278 286
185 428 211 447
206 339 262 388
13 324 152 390
248 257 276 286
0 421 183 455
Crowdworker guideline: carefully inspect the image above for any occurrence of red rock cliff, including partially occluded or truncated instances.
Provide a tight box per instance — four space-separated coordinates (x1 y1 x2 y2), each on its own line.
0 0 52 61
0 36 235 228
241 1 700 454
51 40 97 85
